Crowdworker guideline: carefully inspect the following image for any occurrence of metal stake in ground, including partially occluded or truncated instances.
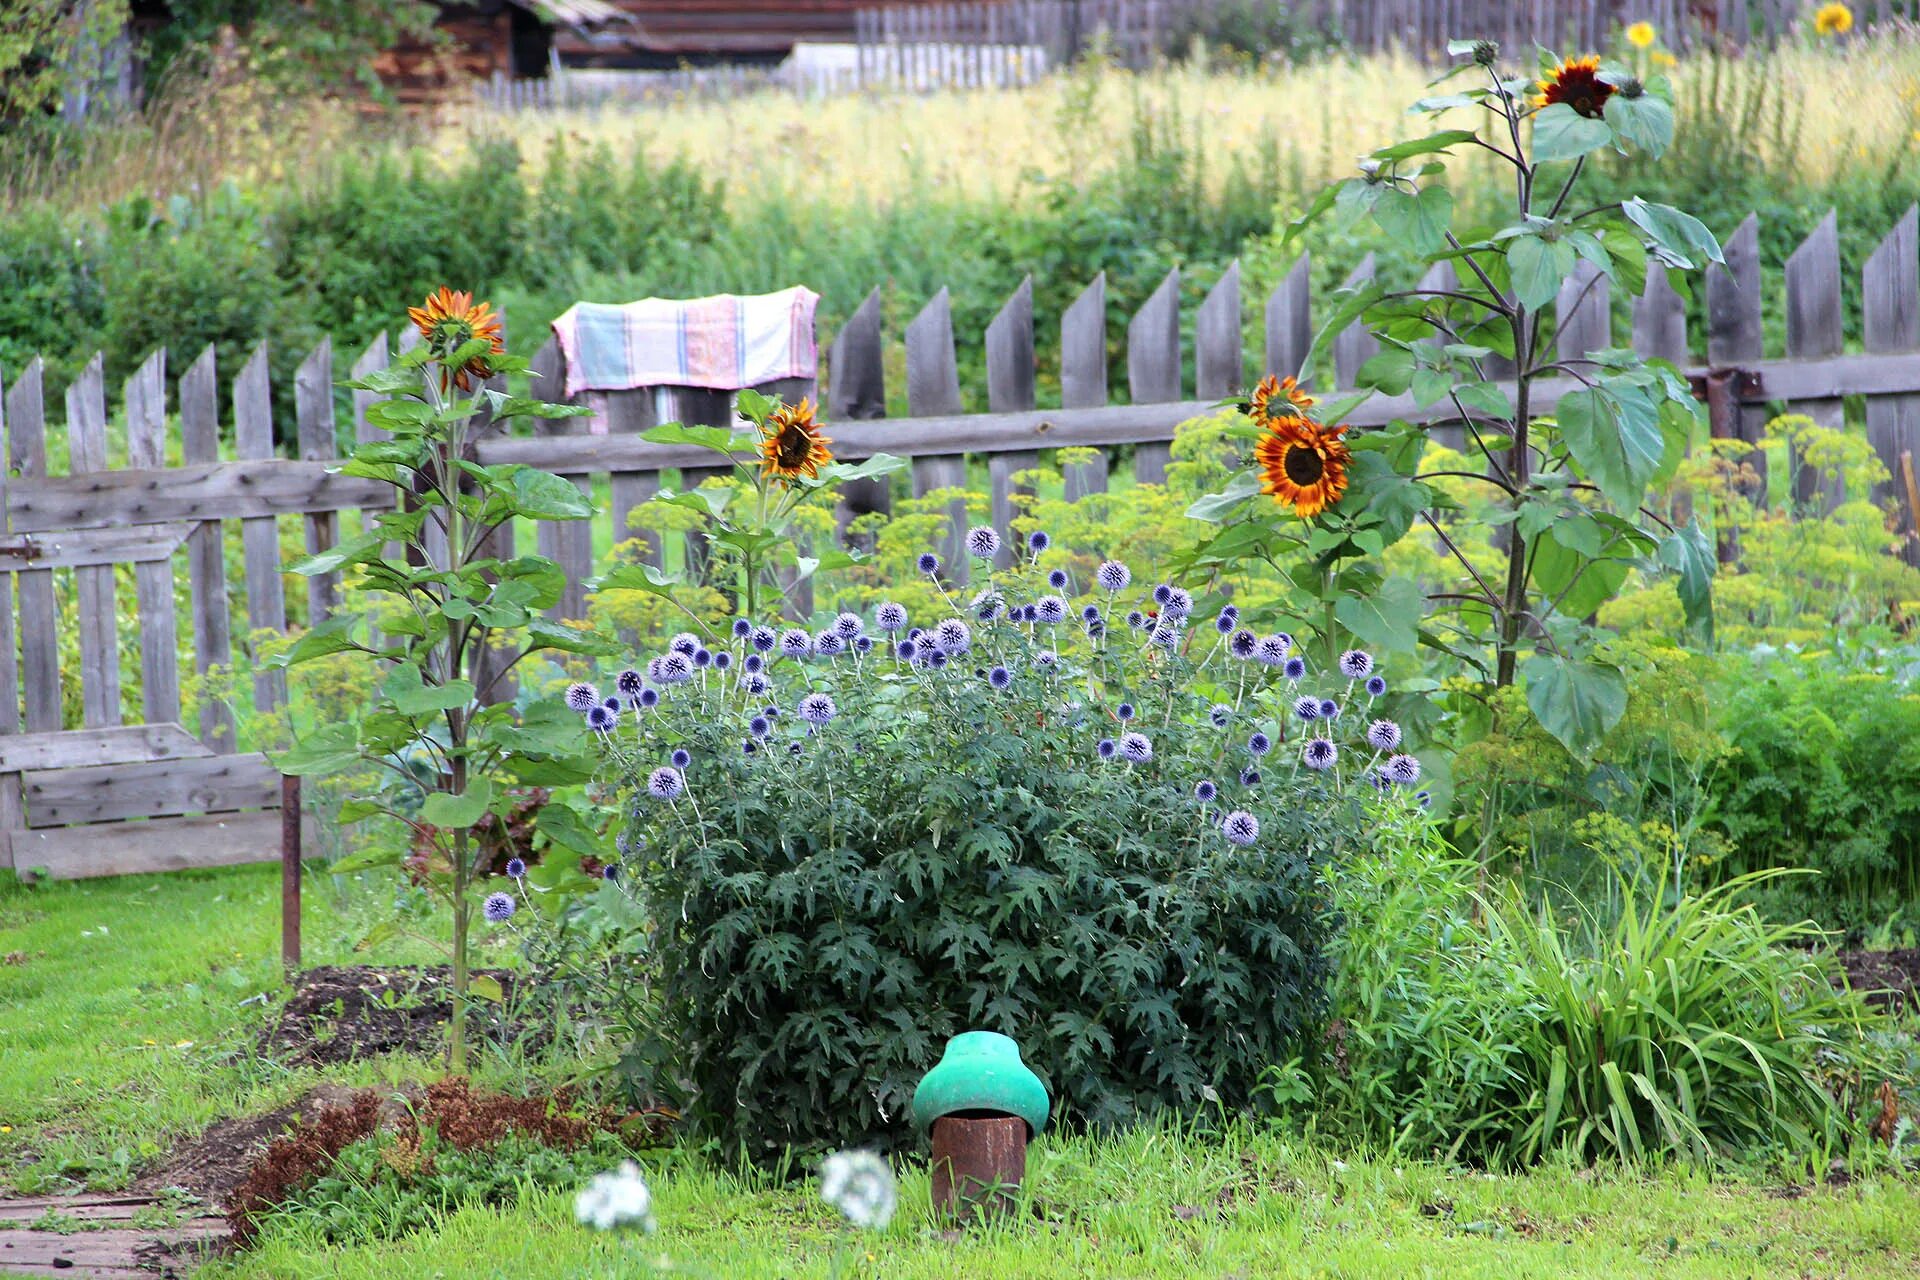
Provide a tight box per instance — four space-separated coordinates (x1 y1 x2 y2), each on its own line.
281 773 302 973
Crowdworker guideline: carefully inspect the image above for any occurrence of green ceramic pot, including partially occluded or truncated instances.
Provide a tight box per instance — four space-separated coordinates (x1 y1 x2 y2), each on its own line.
910 1030 1050 1137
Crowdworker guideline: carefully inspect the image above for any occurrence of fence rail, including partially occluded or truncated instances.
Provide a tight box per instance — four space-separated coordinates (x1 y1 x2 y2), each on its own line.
3 202 1919 879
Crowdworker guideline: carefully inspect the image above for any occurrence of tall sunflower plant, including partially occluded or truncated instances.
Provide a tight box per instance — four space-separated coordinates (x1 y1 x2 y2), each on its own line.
268 288 621 1074
1186 39 1721 759
598 392 906 624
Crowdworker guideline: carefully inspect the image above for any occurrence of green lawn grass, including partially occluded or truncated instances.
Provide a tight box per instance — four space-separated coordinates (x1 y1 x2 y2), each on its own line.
5 864 1919 1278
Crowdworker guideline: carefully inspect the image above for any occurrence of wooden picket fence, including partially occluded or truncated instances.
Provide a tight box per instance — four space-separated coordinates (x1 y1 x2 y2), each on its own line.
2 203 1918 880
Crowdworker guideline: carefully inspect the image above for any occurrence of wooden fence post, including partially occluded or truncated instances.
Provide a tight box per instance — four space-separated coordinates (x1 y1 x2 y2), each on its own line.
907 287 969 582
66 355 120 728
295 339 342 622
985 276 1037 562
125 350 182 728
1060 273 1109 500
1784 210 1846 510
7 359 60 733
828 287 891 546
1865 205 1920 565
235 343 289 713
1127 267 1181 484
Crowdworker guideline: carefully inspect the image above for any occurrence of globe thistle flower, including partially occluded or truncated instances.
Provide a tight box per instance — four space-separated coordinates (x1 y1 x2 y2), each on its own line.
1215 612 1237 634
1229 629 1258 658
1209 704 1232 727
798 693 838 726
565 682 601 713
1366 719 1402 752
779 628 812 658
763 704 781 719
819 1150 897 1231
749 715 771 738
483 892 516 923
739 673 769 696
1338 649 1374 680
934 618 972 655
895 639 919 661
713 651 733 671
1119 731 1153 763
1283 656 1307 681
1366 674 1387 698
874 602 908 633
504 858 526 879
603 863 620 881
575 1161 655 1234
1255 634 1291 666
1293 696 1321 721
1302 738 1337 771
1194 779 1218 802
965 525 1002 559
1126 610 1147 630
789 741 804 755
639 688 660 708
1416 790 1434 810
854 635 874 653
751 625 778 653
1096 560 1131 592
1079 604 1100 622
1047 568 1069 590
670 748 691 769
603 696 620 711
987 665 1013 689
1163 587 1193 618
1239 766 1262 786
1084 618 1106 639
917 552 941 575
647 766 685 800
1028 530 1051 553
586 704 618 733
833 611 864 639
1113 701 1136 722
1034 595 1068 624
659 653 694 685
1386 753 1422 785
928 651 950 670
1221 810 1259 847
615 669 645 700
692 647 713 668
1247 731 1272 756
742 738 758 756
1149 619 1182 650
1034 649 1059 669
1319 698 1338 719
813 631 845 657
1219 603 1240 624
1096 738 1118 760
670 632 700 656
1367 766 1390 791
971 588 1005 622
731 618 754 639
1150 583 1172 606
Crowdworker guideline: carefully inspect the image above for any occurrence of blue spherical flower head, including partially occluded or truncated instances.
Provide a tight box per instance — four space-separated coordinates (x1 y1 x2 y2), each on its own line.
834 611 864 639
738 672 769 696
749 715 771 738
1081 604 1101 622
1220 603 1240 622
855 635 874 653
934 618 972 655
1239 766 1262 786
692 647 713 668
647 766 685 800
1126 610 1147 630
483 892 516 923
1247 732 1271 756
1047 568 1069 590
1084 619 1106 639
742 739 758 756
1152 583 1172 605
1209 703 1231 727
1035 595 1068 624
971 588 1005 622
779 628 812 658
1255 634 1291 667
798 692 838 726
1302 738 1338 771
763 705 781 718
1116 702 1136 722
603 696 620 710
987 665 1013 689
1034 650 1059 669
1194 780 1218 803
929 651 950 669
1096 738 1118 760
743 653 763 674
1386 753 1422 785
1318 698 1338 719
1283 656 1307 681
1365 674 1387 698
565 682 600 713
1293 696 1320 721
1416 790 1434 810
1119 731 1153 763
788 741 803 756
875 601 908 633
813 631 845 657
670 748 692 769
504 857 527 879
615 669 645 699
1221 811 1259 847
1163 587 1193 618
669 632 699 656
1149 620 1180 649
917 552 941 575
750 625 778 653
1338 649 1375 680
586 704 618 733
1367 766 1390 791
895 638 918 662
965 525 1002 559
660 652 694 685
1229 628 1258 658
1366 719 1402 752
639 687 661 707
603 863 619 881
1028 530 1051 553
1096 560 1131 592
731 618 754 639
1215 612 1237 634
713 651 733 671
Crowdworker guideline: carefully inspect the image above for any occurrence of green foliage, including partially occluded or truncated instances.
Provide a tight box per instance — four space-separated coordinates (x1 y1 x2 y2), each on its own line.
140 0 437 98
0 1 130 122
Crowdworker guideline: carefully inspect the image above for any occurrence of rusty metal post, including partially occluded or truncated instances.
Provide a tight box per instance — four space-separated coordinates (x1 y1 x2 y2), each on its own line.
280 774 301 974
929 1114 1027 1221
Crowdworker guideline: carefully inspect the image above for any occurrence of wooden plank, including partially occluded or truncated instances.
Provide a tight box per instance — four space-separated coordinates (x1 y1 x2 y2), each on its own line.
0 365 16 870
0 523 192 570
1632 262 1689 365
295 339 341 622
1128 267 1181 484
1555 259 1610 366
528 338 593 621
1783 210 1846 509
1706 212 1767 484
1265 254 1313 385
827 287 891 544
351 332 390 447
1333 253 1380 389
179 345 235 752
906 287 969 581
605 390 663 568
6 460 389 532
1060 272 1110 500
6 358 61 732
25 752 281 828
0 722 213 772
985 276 1037 565
0 1225 226 1271
674 388 732 598
124 350 182 728
1865 205 1920 566
234 343 287 713
1195 260 1243 399
66 354 120 729
13 809 311 881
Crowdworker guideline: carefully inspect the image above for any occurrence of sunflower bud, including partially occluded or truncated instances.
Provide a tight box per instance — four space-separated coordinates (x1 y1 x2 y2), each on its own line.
1357 157 1383 181
1618 76 1646 99
1472 40 1498 67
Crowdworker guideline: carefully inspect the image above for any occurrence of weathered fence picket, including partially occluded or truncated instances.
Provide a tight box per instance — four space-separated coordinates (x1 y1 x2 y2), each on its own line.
234 343 288 714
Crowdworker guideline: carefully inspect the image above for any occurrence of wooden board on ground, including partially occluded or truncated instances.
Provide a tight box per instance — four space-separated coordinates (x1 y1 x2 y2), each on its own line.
0 724 213 773
23 753 282 829
11 810 313 882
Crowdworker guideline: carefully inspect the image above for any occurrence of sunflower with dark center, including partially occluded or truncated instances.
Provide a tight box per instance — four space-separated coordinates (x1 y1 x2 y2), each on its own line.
1254 414 1351 517
1536 55 1613 119
1245 372 1315 422
407 287 504 391
759 397 833 484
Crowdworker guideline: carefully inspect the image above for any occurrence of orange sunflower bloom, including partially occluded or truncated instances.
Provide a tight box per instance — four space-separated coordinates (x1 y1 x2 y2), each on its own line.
759 397 833 484
1535 55 1614 119
408 287 505 391
1246 373 1315 421
1255 414 1351 518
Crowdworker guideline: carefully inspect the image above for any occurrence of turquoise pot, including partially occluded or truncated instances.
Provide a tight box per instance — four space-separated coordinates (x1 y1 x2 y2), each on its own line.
911 1031 1050 1136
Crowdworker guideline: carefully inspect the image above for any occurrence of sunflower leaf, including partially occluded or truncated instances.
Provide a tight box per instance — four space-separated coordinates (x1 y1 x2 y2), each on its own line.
1523 655 1626 758
1531 103 1612 164
1605 91 1675 159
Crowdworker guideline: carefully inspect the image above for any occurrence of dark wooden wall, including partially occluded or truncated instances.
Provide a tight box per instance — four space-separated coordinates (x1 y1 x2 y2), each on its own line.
559 0 951 63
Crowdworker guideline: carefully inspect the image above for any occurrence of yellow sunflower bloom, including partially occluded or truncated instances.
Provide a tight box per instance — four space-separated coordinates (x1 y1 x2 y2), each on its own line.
1626 21 1656 48
1536 55 1614 119
1246 372 1315 421
759 397 833 484
407 287 504 391
1814 2 1853 35
1254 414 1351 518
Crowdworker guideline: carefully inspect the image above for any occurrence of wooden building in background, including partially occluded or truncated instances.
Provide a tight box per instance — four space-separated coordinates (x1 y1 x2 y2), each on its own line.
557 1 951 67
375 0 637 100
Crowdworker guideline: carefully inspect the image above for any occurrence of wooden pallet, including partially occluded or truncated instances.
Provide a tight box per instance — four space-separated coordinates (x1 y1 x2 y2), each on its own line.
0 1194 228 1278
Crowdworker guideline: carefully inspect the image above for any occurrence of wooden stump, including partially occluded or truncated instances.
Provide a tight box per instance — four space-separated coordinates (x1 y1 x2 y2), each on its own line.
929 1113 1026 1221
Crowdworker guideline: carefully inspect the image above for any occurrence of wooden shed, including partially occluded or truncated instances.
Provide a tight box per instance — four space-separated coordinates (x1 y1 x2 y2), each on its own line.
555 1 950 67
375 0 637 100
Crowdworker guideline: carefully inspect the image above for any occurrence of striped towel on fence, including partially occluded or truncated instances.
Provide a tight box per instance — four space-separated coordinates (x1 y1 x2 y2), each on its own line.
549 287 820 401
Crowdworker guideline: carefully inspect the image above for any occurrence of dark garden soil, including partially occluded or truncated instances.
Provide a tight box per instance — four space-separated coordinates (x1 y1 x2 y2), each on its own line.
132 1084 369 1203
1836 948 1920 1016
260 964 529 1066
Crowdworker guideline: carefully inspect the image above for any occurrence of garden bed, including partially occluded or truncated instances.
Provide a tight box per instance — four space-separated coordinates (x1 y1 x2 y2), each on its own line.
1838 948 1920 1016
260 965 525 1065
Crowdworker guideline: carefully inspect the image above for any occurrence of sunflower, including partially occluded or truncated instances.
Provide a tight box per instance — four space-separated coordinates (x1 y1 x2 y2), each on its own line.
1814 2 1853 35
1245 373 1315 422
759 397 833 484
1535 55 1614 119
407 287 504 391
1254 414 1351 518
1625 21 1656 48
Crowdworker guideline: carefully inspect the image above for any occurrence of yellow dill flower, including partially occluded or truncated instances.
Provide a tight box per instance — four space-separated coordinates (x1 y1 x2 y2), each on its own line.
1814 2 1854 36
1651 50 1678 68
1626 21 1657 48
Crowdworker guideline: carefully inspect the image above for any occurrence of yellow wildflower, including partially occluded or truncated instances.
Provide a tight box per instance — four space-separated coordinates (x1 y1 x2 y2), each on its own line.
1814 2 1854 36
1626 21 1656 48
